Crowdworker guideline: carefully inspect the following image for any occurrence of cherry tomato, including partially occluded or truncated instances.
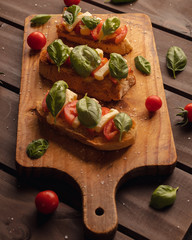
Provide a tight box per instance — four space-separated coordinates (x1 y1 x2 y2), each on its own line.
114 25 128 44
91 58 108 77
35 190 59 214
145 95 162 112
103 118 118 140
184 103 192 122
91 20 104 41
64 0 80 6
74 20 84 34
102 107 110 116
61 100 78 125
42 91 49 113
27 32 46 50
64 56 71 66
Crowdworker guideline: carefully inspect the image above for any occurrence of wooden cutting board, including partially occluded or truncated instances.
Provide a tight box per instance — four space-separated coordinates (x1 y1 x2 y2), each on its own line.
16 13 177 239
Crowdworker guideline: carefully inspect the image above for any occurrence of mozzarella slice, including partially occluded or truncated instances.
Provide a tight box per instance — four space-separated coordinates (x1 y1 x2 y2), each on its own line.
94 109 119 133
64 89 77 105
95 48 103 58
94 61 109 81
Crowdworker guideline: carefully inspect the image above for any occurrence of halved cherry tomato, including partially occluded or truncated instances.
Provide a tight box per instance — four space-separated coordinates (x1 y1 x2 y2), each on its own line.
91 58 108 77
61 100 78 125
35 190 59 214
114 25 128 44
102 107 110 116
64 56 71 66
91 20 104 41
42 91 49 113
74 20 84 34
103 118 118 141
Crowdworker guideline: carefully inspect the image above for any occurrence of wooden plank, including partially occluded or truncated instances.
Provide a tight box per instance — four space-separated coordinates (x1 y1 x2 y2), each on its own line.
0 22 23 89
0 87 19 169
0 170 133 240
16 13 176 239
88 0 192 38
116 167 192 240
153 28 192 97
0 0 110 26
166 91 192 171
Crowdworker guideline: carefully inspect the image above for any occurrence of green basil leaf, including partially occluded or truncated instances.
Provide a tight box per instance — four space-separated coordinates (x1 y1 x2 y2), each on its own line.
30 14 51 25
63 5 81 25
134 56 151 75
102 17 120 36
166 46 187 79
26 139 49 159
114 113 132 141
47 39 70 72
76 95 102 128
82 16 100 30
150 185 179 210
46 80 68 119
70 45 101 77
109 53 128 80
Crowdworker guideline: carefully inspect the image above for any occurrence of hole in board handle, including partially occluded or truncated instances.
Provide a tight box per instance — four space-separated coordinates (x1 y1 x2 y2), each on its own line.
95 207 104 216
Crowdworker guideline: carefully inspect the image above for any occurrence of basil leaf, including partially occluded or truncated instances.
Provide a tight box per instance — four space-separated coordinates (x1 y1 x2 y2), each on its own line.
47 39 70 72
76 95 102 128
166 46 187 79
109 53 128 80
114 113 132 141
82 16 100 30
150 185 179 210
102 17 120 36
46 80 68 119
30 14 51 25
70 45 101 77
26 139 49 159
63 5 81 25
134 56 151 75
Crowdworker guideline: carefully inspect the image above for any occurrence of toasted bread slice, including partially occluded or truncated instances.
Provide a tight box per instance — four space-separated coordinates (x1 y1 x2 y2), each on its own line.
36 101 137 151
57 24 132 55
39 50 136 102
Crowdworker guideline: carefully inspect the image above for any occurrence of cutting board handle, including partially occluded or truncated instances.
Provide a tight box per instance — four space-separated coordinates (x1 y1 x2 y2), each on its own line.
82 183 118 239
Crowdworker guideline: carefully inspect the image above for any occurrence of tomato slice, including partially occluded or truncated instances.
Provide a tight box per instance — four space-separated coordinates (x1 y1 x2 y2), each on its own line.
64 56 71 66
102 107 110 116
74 20 84 34
114 25 128 44
91 58 108 77
91 20 104 41
42 91 49 113
60 100 78 125
103 118 118 141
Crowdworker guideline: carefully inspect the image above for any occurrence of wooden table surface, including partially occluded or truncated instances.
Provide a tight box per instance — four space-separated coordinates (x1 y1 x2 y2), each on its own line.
0 0 192 239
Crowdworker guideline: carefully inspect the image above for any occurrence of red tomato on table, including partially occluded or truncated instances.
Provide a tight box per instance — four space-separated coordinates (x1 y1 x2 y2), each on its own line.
35 190 59 214
145 95 162 112
184 103 192 122
64 0 80 6
27 32 46 50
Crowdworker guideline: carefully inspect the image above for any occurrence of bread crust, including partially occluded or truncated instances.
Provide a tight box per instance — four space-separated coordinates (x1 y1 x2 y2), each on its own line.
39 50 136 102
56 24 132 55
35 102 137 151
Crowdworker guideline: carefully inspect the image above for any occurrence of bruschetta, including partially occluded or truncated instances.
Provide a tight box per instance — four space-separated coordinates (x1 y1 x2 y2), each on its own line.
35 80 137 151
56 5 132 55
39 40 136 102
